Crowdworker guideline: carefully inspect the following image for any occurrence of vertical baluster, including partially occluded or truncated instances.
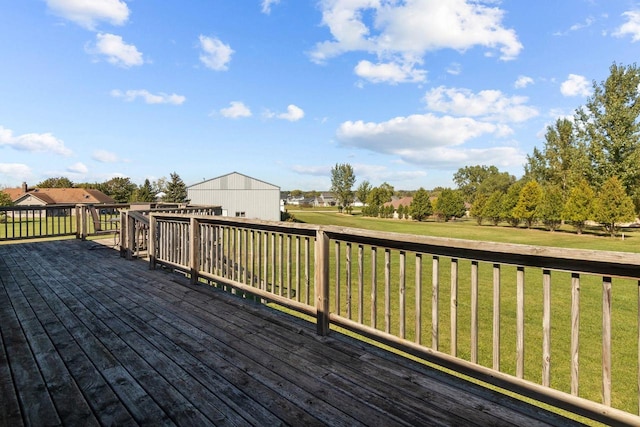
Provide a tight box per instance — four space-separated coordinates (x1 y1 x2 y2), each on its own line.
398 251 406 339
516 266 525 379
335 241 341 315
287 234 292 298
415 253 422 345
371 246 377 329
358 245 364 324
296 236 301 301
449 257 456 355
271 233 276 293
346 243 352 319
570 273 580 396
278 233 284 296
471 260 479 364
602 276 612 406
385 249 391 334
493 264 501 371
263 231 269 292
542 269 551 387
305 237 310 305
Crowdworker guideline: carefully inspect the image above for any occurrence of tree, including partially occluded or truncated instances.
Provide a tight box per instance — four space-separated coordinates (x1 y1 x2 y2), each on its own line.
378 182 395 201
525 118 588 201
330 163 356 212
365 186 392 217
593 176 635 237
101 177 136 203
576 63 640 194
513 181 543 228
409 187 432 221
355 180 372 206
454 165 514 203
132 179 155 202
0 191 13 206
483 190 504 226
164 172 189 203
470 192 488 225
397 204 405 219
536 185 563 231
37 177 74 188
501 181 525 227
563 179 595 235
435 188 465 221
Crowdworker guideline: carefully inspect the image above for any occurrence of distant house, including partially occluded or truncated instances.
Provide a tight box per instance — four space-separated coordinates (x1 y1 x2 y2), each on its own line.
314 192 336 207
187 172 281 222
4 183 115 206
383 196 414 219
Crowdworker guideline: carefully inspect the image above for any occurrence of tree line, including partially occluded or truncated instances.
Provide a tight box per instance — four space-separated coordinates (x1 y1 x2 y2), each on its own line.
327 63 640 236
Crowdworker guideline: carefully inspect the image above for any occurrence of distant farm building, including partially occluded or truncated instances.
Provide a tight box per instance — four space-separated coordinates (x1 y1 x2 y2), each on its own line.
187 172 281 222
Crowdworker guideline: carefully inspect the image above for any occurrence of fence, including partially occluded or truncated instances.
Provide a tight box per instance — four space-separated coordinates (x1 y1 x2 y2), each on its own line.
145 213 640 425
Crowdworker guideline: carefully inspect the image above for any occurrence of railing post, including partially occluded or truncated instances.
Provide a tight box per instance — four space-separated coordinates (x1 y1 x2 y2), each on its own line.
126 212 135 260
119 210 127 258
149 214 157 270
190 217 200 285
315 229 330 336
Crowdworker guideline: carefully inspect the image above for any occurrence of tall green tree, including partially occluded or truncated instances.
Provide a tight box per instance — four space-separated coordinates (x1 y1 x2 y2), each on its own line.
454 165 514 203
100 177 136 203
0 191 13 206
434 188 465 221
535 185 563 231
164 172 189 203
409 187 432 221
37 177 74 188
501 181 525 227
593 176 635 237
513 181 543 228
483 190 504 226
563 179 595 235
132 179 155 202
525 118 587 201
470 192 488 225
330 163 356 212
355 180 372 206
576 63 640 195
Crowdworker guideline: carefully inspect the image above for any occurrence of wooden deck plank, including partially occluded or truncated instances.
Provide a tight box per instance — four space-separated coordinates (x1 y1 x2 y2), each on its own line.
0 240 586 426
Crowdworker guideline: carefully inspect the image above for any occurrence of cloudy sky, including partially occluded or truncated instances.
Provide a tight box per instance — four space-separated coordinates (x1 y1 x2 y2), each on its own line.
1 0 639 191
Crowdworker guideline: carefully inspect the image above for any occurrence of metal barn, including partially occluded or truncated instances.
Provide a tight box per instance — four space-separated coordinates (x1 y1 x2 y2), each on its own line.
187 172 281 221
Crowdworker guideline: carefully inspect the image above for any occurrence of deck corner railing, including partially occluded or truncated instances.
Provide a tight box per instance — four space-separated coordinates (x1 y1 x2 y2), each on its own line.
144 213 640 426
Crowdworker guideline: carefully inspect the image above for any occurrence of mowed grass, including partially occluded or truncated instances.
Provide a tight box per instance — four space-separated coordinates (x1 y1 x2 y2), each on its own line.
289 209 640 416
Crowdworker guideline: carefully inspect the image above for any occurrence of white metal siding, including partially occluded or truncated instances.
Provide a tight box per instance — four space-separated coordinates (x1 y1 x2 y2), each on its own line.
187 173 280 221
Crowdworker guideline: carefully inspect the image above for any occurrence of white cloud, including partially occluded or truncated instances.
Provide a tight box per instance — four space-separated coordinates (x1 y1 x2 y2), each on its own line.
45 0 129 30
354 60 426 84
220 101 252 118
88 33 144 68
111 89 186 105
0 126 72 156
67 162 88 174
446 62 462 75
0 164 32 182
261 0 281 14
560 74 591 97
613 10 640 42
92 149 119 163
336 114 523 168
267 104 305 121
199 35 233 71
424 86 538 123
514 75 534 89
310 0 522 84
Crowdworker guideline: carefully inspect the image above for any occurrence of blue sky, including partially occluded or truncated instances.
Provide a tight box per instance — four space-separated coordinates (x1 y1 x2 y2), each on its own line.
1 1 639 191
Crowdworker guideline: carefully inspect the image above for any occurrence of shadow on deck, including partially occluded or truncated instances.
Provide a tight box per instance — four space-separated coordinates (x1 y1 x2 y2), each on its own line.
0 240 583 426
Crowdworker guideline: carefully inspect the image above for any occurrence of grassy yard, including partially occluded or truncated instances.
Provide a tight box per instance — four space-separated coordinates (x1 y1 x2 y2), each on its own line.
286 209 640 416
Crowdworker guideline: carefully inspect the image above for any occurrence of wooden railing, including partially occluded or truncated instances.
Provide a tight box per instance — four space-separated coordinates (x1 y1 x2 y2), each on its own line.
1 204 81 240
145 213 640 425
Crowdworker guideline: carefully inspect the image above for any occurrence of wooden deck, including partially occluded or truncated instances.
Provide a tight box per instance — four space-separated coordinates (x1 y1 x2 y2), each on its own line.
0 240 585 426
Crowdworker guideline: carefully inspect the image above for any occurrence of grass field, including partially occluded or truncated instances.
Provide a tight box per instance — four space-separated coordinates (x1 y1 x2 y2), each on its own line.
287 209 640 417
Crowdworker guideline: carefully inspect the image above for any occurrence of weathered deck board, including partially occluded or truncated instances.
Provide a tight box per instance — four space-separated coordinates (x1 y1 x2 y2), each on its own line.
0 240 585 426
